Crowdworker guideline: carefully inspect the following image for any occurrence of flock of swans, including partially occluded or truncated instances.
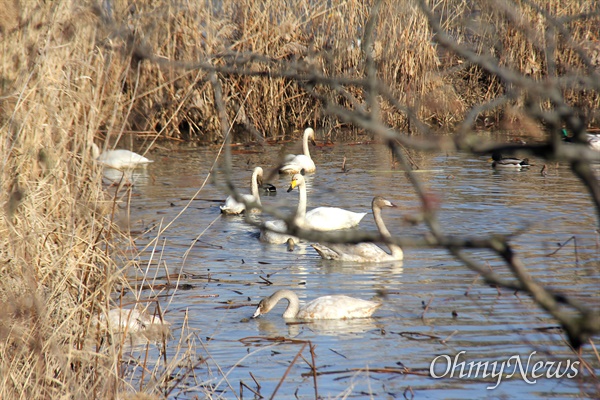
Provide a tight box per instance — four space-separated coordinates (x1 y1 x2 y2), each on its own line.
95 126 600 321
90 131 385 321
219 127 402 320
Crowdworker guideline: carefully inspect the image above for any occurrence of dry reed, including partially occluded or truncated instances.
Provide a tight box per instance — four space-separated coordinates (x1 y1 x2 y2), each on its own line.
0 0 177 398
4 0 594 144
1 0 599 397
121 0 598 136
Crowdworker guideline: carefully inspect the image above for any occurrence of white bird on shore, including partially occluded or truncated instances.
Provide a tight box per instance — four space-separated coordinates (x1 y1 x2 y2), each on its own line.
311 196 404 262
220 167 264 215
278 128 317 174
252 289 381 320
91 142 153 170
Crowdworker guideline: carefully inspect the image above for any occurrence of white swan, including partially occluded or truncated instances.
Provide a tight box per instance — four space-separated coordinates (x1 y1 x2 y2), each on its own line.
220 167 264 215
585 133 600 150
252 289 381 320
278 128 317 174
289 173 367 231
91 142 153 170
311 196 404 262
259 173 366 244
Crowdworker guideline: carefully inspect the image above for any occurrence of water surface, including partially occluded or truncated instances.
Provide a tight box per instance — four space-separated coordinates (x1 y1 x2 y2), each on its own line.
114 137 599 398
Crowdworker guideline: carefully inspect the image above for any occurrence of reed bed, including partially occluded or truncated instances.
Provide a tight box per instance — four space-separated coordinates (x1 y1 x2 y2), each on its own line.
0 1 173 398
4 1 596 143
1 0 599 397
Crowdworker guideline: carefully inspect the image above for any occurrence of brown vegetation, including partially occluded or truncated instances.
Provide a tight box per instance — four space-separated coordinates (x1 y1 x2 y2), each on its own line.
1 0 599 397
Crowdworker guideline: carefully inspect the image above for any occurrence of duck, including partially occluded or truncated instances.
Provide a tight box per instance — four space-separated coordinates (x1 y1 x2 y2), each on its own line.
261 182 277 193
491 151 530 169
91 142 153 170
259 174 366 244
311 196 403 262
562 129 600 150
278 128 317 174
220 167 264 215
252 289 381 320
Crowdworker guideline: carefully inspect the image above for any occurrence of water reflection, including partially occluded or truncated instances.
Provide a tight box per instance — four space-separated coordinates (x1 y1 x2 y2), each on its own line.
255 318 383 337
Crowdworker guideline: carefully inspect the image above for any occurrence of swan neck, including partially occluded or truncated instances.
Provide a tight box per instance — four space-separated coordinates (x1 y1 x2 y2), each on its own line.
373 206 391 238
294 179 307 224
251 169 261 206
272 290 300 318
373 205 403 256
302 130 312 157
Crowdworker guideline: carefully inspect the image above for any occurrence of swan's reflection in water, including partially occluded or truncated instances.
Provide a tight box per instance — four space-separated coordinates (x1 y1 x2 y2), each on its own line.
255 317 384 338
102 167 151 187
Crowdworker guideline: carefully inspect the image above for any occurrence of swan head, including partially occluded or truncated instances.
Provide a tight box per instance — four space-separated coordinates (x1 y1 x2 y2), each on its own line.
287 173 304 192
304 127 317 146
90 142 100 159
252 298 270 318
373 196 397 209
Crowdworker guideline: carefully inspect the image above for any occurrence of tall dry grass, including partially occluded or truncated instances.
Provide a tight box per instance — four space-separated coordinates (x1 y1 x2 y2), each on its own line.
21 0 591 141
1 0 598 397
0 1 176 398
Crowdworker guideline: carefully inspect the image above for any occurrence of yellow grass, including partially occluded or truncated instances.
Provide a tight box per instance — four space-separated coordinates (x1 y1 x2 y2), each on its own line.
1 0 598 397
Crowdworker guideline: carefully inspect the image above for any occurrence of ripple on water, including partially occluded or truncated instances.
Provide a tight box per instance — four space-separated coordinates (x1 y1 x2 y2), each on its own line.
122 144 598 398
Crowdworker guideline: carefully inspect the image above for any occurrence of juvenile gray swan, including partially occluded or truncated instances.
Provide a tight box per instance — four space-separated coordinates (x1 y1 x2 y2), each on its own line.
252 289 381 320
311 196 403 262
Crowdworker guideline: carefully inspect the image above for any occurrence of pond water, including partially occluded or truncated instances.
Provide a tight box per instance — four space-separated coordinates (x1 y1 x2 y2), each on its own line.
111 134 599 399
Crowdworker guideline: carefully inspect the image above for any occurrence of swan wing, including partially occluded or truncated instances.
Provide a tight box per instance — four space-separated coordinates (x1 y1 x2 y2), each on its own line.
312 242 392 262
297 295 381 319
279 155 316 174
305 207 367 230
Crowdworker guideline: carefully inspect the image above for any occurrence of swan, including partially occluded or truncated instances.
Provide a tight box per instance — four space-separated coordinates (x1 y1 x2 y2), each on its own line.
259 218 299 244
491 151 530 169
220 167 264 215
586 133 600 150
278 127 317 174
252 289 381 320
259 173 366 244
97 308 169 333
91 142 153 170
288 173 367 231
311 196 404 262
